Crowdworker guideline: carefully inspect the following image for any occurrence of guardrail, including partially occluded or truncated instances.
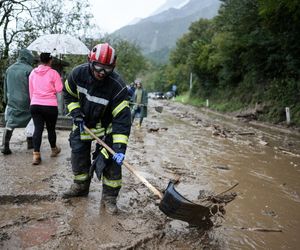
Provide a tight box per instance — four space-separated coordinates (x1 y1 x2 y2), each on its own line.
0 113 72 130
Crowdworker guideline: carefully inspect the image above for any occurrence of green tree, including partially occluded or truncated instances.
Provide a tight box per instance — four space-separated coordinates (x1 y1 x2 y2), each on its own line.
0 0 94 111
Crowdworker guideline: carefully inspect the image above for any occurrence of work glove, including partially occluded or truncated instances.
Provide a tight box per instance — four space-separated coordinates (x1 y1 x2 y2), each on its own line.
73 116 85 133
113 153 125 166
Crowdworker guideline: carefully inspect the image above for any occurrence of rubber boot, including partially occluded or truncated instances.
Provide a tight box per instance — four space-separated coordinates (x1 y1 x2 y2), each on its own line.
102 194 118 214
62 180 90 199
1 129 13 155
27 137 33 150
50 146 61 157
32 152 41 165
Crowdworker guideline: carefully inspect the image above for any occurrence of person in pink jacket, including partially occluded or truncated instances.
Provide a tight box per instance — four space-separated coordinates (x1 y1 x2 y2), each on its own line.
29 53 63 165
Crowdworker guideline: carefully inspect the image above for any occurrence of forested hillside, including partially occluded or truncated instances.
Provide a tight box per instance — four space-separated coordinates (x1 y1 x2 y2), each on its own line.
145 0 300 126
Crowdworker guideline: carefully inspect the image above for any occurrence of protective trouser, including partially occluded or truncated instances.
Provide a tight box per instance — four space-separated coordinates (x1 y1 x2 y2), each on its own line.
69 128 122 197
131 106 143 125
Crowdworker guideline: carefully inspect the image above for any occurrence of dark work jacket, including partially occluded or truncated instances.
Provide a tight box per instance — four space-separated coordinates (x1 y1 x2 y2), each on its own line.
63 63 131 152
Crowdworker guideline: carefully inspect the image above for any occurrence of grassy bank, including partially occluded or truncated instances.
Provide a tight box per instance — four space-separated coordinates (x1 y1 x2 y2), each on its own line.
175 93 300 127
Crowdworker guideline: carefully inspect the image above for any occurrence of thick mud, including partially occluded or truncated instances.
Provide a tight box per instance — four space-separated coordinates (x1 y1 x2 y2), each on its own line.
0 99 299 249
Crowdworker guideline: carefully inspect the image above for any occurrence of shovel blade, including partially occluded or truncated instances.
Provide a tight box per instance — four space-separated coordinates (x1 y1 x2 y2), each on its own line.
159 182 213 227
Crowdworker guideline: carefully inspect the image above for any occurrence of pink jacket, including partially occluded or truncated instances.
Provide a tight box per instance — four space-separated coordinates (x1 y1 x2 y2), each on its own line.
29 65 63 106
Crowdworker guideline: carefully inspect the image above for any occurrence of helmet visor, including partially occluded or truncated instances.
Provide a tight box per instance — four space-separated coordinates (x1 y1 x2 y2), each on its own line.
91 62 114 75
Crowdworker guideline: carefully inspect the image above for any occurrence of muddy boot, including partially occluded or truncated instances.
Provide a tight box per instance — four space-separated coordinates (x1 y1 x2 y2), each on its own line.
62 180 90 199
32 151 41 165
102 195 118 214
27 137 33 150
1 129 13 155
50 146 61 157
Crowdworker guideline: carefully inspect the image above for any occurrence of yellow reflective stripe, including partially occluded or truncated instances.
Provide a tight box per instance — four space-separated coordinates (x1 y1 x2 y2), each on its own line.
101 148 109 159
71 121 113 140
65 80 78 98
68 102 80 112
80 128 105 140
103 176 122 188
112 100 129 117
112 134 128 144
106 123 112 134
74 173 89 181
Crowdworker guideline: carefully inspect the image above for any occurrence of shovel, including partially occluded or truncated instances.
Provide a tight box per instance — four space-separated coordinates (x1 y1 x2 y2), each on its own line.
129 102 163 113
84 125 213 227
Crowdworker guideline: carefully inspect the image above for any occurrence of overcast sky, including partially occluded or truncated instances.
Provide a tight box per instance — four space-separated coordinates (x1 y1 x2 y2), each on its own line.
89 0 166 33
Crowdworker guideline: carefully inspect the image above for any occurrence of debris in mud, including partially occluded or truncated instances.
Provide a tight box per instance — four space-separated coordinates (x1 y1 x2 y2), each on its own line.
262 209 278 218
147 127 168 133
147 127 159 132
276 147 300 157
213 165 231 171
233 226 283 233
258 139 269 146
197 183 238 225
211 125 232 138
235 106 261 121
0 194 57 205
237 131 255 136
0 215 32 230
0 232 10 242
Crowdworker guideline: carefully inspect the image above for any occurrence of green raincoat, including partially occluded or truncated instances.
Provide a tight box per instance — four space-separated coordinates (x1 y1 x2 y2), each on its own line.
3 49 34 128
132 88 148 118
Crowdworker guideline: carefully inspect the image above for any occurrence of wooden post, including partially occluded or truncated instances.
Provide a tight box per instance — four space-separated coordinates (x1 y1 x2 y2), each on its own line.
206 99 209 107
285 107 291 125
189 73 193 97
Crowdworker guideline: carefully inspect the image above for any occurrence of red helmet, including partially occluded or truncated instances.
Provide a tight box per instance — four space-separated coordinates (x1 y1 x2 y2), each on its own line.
88 43 116 66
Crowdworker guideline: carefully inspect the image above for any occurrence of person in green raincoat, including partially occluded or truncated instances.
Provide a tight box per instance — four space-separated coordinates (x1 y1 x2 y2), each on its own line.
131 80 148 128
1 48 35 155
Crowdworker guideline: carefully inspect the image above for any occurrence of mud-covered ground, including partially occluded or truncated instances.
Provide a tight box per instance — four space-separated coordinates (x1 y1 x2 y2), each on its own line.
1 99 300 249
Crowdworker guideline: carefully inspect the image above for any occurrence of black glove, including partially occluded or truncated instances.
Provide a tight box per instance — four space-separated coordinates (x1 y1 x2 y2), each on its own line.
73 116 85 133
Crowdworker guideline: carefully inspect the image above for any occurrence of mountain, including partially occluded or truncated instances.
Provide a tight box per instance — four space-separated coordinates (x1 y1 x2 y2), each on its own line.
151 0 190 16
112 0 220 63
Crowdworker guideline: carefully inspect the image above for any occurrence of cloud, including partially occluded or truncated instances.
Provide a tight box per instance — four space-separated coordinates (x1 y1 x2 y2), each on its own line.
89 0 166 33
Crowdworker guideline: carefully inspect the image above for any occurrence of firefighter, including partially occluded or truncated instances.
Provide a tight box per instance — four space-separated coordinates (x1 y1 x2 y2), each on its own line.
62 43 131 214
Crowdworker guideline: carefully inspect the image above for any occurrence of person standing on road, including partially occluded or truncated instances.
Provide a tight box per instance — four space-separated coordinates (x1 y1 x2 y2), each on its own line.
62 43 131 215
1 49 35 155
172 84 177 97
29 53 63 165
131 80 148 128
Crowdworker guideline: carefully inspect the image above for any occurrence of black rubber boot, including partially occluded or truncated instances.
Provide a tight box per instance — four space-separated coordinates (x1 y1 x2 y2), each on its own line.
1 129 13 155
62 180 90 199
102 194 118 214
27 137 33 150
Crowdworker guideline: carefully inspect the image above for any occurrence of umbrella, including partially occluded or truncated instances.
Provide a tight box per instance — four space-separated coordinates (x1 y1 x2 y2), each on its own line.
27 34 90 55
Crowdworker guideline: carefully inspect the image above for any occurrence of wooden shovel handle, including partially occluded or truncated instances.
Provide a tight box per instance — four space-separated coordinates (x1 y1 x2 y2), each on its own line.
84 126 163 199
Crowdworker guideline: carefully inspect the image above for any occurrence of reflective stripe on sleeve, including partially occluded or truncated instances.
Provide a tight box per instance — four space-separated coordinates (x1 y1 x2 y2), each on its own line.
67 102 80 112
65 80 78 98
112 100 129 117
112 134 128 144
103 176 122 188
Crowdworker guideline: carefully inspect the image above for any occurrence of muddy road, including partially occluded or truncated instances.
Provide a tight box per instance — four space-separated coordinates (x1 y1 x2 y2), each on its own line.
0 99 300 249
